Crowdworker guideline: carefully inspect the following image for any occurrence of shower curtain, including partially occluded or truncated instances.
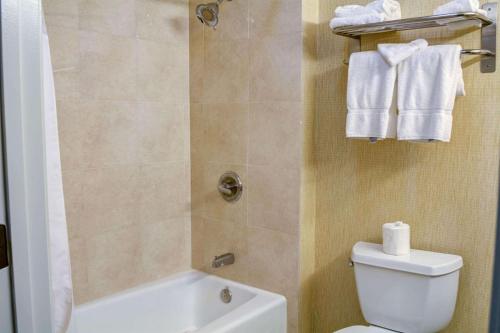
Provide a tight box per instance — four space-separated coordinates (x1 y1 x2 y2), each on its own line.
42 16 73 333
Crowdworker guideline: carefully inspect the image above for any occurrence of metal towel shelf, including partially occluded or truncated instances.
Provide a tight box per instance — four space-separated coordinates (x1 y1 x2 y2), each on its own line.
332 3 498 73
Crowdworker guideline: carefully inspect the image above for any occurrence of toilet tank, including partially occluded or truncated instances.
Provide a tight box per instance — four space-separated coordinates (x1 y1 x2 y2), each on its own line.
352 242 463 333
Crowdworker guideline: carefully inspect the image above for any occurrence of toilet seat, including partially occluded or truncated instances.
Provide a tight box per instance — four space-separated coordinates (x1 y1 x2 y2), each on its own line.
334 325 393 333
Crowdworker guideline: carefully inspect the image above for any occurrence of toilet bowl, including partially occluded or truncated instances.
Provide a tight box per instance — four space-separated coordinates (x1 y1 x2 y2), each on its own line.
334 242 463 333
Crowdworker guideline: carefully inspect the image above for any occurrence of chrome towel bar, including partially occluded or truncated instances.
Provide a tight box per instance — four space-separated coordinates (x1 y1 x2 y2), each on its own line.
343 48 496 65
461 49 496 56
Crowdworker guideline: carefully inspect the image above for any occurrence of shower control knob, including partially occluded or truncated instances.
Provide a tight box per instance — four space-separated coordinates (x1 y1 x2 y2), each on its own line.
217 171 243 202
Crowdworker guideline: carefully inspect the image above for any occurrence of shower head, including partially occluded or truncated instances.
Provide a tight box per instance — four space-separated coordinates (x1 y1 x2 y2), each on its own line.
195 0 231 29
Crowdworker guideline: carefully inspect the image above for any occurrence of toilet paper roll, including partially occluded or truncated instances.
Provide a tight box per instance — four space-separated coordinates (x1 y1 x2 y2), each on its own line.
383 221 410 256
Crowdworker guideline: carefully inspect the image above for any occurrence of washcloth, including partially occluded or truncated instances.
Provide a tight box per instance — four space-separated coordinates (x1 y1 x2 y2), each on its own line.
330 0 401 28
330 13 385 29
346 51 397 141
378 39 429 66
434 0 487 16
397 45 464 142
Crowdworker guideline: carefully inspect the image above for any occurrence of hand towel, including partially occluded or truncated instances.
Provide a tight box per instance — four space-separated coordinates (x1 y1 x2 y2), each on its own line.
434 0 487 16
377 39 429 66
330 13 385 29
397 45 464 142
346 51 397 140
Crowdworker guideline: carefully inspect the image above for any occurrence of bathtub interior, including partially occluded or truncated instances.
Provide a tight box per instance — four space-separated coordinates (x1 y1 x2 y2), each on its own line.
190 276 256 328
69 271 263 333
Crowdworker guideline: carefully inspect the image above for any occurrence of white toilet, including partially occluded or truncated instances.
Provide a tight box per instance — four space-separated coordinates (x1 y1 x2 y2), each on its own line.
336 242 463 333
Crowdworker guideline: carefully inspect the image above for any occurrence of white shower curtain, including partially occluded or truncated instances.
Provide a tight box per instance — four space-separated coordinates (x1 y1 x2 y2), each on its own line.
42 16 73 333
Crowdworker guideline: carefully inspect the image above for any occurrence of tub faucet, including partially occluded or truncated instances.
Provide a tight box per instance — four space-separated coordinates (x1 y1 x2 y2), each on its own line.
212 253 235 268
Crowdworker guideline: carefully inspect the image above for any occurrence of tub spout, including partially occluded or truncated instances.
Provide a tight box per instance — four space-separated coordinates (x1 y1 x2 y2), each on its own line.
212 253 235 268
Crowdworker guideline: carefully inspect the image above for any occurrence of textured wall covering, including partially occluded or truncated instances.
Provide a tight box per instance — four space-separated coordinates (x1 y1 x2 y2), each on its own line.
312 0 500 332
44 0 191 303
189 0 303 331
300 0 319 332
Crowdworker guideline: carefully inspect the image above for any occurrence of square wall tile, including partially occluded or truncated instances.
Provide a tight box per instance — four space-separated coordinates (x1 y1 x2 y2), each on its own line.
137 39 189 103
47 26 79 70
79 31 136 100
136 162 190 223
141 218 189 280
53 69 79 100
58 99 138 170
250 33 302 102
44 0 79 29
44 0 79 17
247 165 300 235
136 102 187 164
62 166 140 239
191 103 248 165
86 225 143 298
246 226 299 296
202 38 249 103
136 0 189 44
249 0 302 38
79 0 136 37
248 102 302 169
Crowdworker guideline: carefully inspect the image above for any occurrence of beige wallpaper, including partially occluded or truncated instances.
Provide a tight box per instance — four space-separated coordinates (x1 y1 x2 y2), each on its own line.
311 0 500 332
44 0 191 303
189 0 303 332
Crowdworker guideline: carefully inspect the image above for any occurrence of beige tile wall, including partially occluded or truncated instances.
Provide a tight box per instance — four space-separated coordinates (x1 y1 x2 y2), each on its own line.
44 0 191 303
189 0 303 331
300 0 318 332
310 0 500 332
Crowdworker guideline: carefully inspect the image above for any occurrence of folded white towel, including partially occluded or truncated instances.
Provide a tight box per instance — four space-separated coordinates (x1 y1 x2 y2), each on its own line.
397 45 464 142
366 0 402 20
331 0 401 28
346 51 397 141
434 0 487 16
378 39 429 66
330 13 385 29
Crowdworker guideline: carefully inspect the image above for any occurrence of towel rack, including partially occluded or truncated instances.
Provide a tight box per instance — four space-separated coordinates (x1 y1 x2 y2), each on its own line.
332 2 497 73
343 48 496 65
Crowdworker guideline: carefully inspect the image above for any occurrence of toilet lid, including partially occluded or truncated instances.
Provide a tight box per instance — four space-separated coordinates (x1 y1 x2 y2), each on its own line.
334 326 393 333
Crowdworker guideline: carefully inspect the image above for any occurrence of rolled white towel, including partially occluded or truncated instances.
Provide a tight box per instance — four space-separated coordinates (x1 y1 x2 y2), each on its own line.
366 0 402 20
335 5 374 17
330 13 385 29
434 0 487 15
331 0 401 29
377 39 429 67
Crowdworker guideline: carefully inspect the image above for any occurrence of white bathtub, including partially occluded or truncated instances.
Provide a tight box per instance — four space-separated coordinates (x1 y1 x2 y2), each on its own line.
67 270 287 333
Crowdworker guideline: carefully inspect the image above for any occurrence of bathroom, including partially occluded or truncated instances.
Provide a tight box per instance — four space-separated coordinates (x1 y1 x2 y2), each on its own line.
0 0 499 332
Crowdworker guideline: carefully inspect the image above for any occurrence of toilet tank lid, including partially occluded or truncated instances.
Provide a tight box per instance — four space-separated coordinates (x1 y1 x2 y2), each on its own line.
351 242 463 276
